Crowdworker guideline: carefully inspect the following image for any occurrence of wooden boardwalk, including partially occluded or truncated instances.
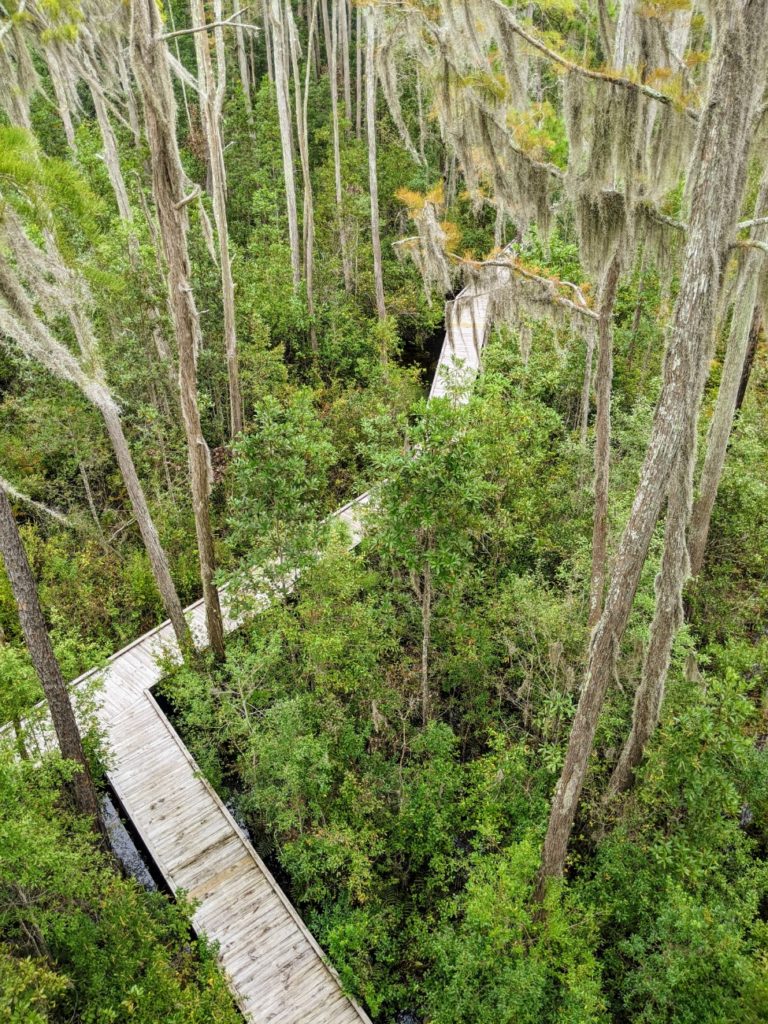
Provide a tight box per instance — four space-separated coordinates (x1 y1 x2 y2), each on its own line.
5 276 495 1023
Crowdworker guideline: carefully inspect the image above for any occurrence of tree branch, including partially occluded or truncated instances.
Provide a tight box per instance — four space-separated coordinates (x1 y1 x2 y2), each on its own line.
159 9 260 40
486 0 700 122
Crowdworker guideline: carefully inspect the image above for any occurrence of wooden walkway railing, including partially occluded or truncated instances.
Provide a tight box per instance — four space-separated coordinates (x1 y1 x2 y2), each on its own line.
4 274 496 1023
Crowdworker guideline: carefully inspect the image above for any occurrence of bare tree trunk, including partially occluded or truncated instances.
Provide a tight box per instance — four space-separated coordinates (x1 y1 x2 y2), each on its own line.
78 461 109 552
688 177 768 575
579 330 595 447
421 559 432 725
191 0 243 437
262 0 275 82
233 2 253 114
287 0 318 352
327 0 353 291
735 309 760 413
338 0 351 120
588 255 621 629
536 2 768 893
355 3 362 138
130 0 226 662
607 441 693 795
269 0 302 291
365 8 386 320
98 400 191 651
0 485 106 837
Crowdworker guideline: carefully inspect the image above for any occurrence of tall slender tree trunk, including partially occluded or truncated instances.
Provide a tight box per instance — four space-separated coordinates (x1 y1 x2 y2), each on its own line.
327 0 353 291
365 8 386 320
688 177 768 575
588 254 621 629
130 0 226 662
0 486 106 837
287 0 318 351
269 0 302 291
536 1 768 893
355 4 362 138
97 399 191 651
261 0 275 82
233 2 253 114
191 0 243 437
338 0 351 120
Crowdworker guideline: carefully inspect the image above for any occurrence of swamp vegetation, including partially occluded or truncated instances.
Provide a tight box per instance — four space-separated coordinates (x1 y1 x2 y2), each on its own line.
1 1 768 1021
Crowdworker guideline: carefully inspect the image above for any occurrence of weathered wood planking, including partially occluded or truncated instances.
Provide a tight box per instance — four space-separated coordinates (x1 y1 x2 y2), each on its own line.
5 276 495 1023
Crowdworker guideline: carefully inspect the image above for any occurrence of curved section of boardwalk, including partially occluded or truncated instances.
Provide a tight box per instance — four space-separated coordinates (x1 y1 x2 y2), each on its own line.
8 275 496 1023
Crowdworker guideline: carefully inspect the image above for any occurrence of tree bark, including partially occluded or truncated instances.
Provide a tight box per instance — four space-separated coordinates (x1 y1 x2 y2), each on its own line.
287 0 318 351
0 485 106 837
190 0 243 437
536 1 768 893
98 400 191 650
269 0 302 291
130 0 226 662
588 254 621 629
327 0 353 291
355 3 362 138
688 176 768 576
365 8 386 320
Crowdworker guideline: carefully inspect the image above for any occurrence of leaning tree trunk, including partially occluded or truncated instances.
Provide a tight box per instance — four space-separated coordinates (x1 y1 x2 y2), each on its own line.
0 486 106 837
97 399 191 650
536 0 768 893
611 170 768 796
269 0 302 291
130 0 226 662
0 250 192 654
688 175 768 576
191 0 243 437
588 254 621 629
365 8 386 321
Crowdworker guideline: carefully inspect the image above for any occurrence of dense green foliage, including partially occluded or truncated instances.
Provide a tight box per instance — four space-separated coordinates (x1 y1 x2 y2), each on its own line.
1 1 768 1021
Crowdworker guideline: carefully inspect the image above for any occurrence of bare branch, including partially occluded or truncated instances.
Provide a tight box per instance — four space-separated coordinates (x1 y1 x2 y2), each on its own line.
0 474 71 525
159 8 260 40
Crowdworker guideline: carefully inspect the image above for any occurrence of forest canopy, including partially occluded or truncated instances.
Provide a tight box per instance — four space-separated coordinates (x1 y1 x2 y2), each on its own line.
1 1 768 1022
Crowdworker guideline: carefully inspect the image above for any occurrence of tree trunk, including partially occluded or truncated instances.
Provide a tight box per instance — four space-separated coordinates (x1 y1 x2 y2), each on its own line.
578 329 595 447
233 2 253 114
588 255 621 629
355 3 362 138
0 250 192 655
536 1 768 893
688 176 768 576
261 0 275 82
130 0 226 662
287 0 318 351
338 0 352 120
365 9 386 320
327 0 353 291
98 400 192 652
421 559 432 725
190 0 243 437
0 485 106 837
268 0 302 291
78 461 109 553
